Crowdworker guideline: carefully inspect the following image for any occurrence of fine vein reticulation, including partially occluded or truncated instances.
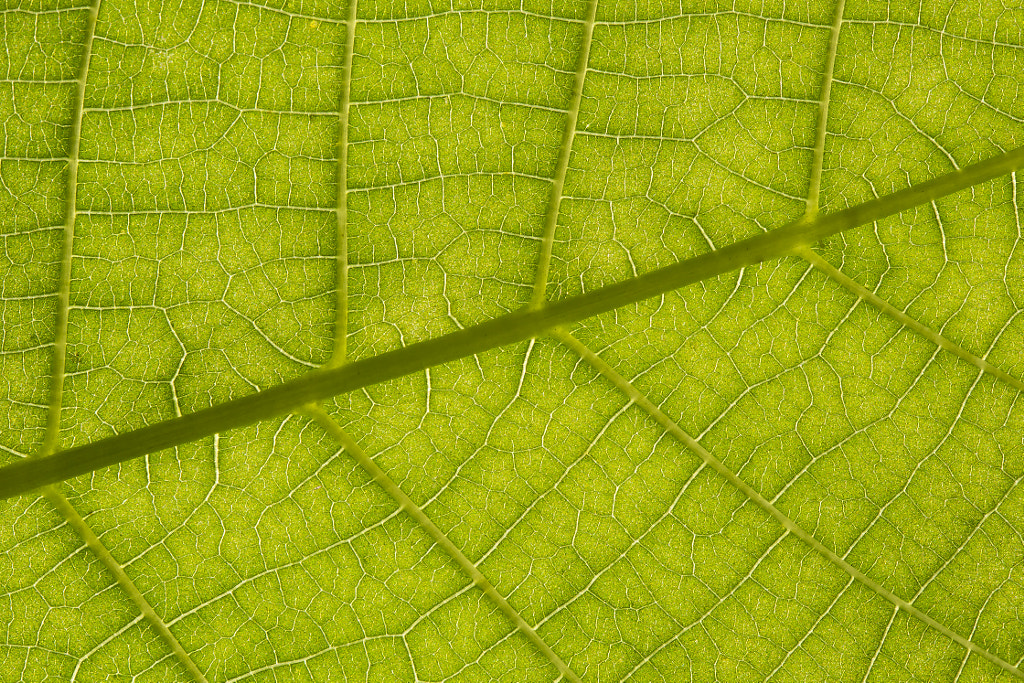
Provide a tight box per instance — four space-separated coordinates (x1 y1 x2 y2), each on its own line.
5 0 1024 680
533 0 1024 673
25 0 210 680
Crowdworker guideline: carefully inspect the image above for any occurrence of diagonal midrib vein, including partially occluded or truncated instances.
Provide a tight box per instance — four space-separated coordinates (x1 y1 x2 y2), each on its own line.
33 2 208 681
530 0 599 306
3 142 1024 500
554 329 1024 679
15 2 1017 680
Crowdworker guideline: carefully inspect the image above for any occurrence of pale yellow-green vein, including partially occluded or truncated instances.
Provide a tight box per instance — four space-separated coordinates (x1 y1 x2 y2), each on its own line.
531 0 599 307
806 0 846 217
797 245 1024 392
32 2 210 680
800 0 1023 395
330 0 360 367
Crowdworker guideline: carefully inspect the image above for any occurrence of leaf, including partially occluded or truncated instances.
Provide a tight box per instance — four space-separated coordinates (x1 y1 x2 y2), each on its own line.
1 0 1023 681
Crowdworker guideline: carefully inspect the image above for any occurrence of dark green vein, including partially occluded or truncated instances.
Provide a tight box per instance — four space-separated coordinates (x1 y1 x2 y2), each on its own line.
2 143 1022 500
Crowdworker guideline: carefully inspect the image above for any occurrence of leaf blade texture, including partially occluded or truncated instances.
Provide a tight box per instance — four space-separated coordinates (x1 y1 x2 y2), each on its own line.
1 0 1023 681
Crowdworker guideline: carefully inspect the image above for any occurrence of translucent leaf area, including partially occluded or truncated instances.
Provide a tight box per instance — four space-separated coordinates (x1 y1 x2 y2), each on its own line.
2 0 1023 681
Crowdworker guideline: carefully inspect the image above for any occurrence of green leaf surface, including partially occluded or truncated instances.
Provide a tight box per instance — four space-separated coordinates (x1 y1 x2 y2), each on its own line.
2 0 1023 681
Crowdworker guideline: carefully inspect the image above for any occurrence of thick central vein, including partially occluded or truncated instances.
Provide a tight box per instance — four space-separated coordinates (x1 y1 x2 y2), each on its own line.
2 143 1022 500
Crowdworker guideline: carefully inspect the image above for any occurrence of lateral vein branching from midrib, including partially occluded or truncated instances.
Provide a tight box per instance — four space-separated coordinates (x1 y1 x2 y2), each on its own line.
303 405 585 683
554 330 1024 679
45 490 210 683
530 0 599 307
330 0 359 367
805 0 845 217
323 1 578 674
800 0 1024 395
32 2 208 682
43 0 96 459
557 9 1024 670
797 246 1024 392
10 4 1022 681
803 0 1024 608
798 5 1024 662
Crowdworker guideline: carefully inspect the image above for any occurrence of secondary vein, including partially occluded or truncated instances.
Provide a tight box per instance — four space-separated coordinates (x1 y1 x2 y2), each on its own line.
330 0 359 367
530 0 599 307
